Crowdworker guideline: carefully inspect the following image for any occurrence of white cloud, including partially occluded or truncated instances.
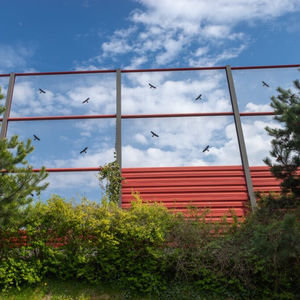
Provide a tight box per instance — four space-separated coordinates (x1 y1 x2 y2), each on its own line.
134 133 148 144
85 0 298 70
0 44 34 73
245 102 272 112
202 25 230 39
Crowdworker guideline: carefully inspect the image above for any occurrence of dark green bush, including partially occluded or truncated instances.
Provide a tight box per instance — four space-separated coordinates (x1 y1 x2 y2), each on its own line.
207 210 300 298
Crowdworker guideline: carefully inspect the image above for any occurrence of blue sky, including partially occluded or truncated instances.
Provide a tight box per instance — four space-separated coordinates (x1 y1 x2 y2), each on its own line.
0 0 299 202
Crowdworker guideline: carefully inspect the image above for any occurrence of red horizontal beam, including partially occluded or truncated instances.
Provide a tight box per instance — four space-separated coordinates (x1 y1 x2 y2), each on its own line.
2 111 275 122
231 64 300 70
34 167 101 172
1 167 101 173
17 70 116 76
122 112 275 119
122 66 225 73
6 114 116 121
122 112 233 118
1 165 276 174
0 64 298 77
240 112 274 116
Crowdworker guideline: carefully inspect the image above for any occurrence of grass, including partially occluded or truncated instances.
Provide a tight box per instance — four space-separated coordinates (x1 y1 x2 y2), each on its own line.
0 278 131 300
0 278 218 300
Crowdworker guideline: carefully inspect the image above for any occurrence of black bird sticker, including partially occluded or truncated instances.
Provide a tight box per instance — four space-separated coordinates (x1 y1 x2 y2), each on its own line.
39 88 46 94
195 94 202 101
148 83 156 89
82 98 90 104
33 134 40 141
80 147 88 154
202 145 210 152
151 131 159 137
262 81 270 87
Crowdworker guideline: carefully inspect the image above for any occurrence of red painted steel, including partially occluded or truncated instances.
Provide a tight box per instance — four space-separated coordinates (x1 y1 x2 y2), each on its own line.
0 63 298 78
121 165 295 221
6 114 116 121
231 64 300 70
122 66 225 73
31 167 101 173
122 112 233 118
1 111 275 123
15 70 116 76
4 167 102 173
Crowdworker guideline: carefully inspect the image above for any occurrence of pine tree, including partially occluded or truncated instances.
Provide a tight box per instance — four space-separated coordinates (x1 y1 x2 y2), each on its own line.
264 79 300 207
0 86 48 227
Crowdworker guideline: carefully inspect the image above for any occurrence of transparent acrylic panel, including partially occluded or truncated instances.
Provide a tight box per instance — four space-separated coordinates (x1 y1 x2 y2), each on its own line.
7 119 115 168
122 116 241 167
36 171 103 203
241 115 277 166
122 69 232 114
233 67 299 112
11 72 116 117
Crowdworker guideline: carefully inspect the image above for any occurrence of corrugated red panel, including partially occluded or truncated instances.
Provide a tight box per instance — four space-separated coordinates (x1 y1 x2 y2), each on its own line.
121 166 291 221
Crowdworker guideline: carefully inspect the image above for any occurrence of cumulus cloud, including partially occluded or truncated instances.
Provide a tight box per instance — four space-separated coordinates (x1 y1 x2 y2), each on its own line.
86 0 299 69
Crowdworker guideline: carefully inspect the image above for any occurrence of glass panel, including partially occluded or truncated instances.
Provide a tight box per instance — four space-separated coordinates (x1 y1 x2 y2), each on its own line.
122 69 232 114
233 67 299 112
122 116 241 167
36 171 103 203
7 119 115 168
241 115 277 166
10 73 116 117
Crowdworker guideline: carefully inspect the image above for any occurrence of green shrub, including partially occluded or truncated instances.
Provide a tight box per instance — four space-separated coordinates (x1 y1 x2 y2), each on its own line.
0 194 299 298
0 195 176 294
208 210 300 298
0 247 43 291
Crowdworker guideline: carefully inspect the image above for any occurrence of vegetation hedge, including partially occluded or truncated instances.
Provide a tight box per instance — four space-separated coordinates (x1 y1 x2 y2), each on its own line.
0 195 299 298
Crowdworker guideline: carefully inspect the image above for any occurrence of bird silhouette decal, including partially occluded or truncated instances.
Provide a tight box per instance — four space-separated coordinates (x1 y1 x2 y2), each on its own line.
262 81 270 87
148 83 156 89
33 134 40 141
80 147 88 154
82 98 90 104
151 131 159 137
202 145 210 152
39 88 46 94
195 94 202 101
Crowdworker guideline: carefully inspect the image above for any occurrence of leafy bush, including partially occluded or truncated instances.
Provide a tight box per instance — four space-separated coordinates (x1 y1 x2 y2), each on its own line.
0 195 176 294
0 195 299 298
207 210 300 298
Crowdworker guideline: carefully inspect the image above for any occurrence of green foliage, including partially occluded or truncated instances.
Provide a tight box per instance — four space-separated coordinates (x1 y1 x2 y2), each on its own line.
0 195 299 298
0 247 43 292
264 79 300 207
209 210 300 298
0 195 176 294
98 156 124 203
0 87 48 228
0 87 4 115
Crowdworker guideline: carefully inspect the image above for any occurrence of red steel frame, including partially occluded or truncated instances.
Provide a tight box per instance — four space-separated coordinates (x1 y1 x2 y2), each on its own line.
0 63 298 173
0 64 299 201
0 63 299 77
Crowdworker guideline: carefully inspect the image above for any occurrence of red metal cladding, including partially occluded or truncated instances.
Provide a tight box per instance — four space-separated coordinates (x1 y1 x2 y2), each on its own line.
121 165 296 221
